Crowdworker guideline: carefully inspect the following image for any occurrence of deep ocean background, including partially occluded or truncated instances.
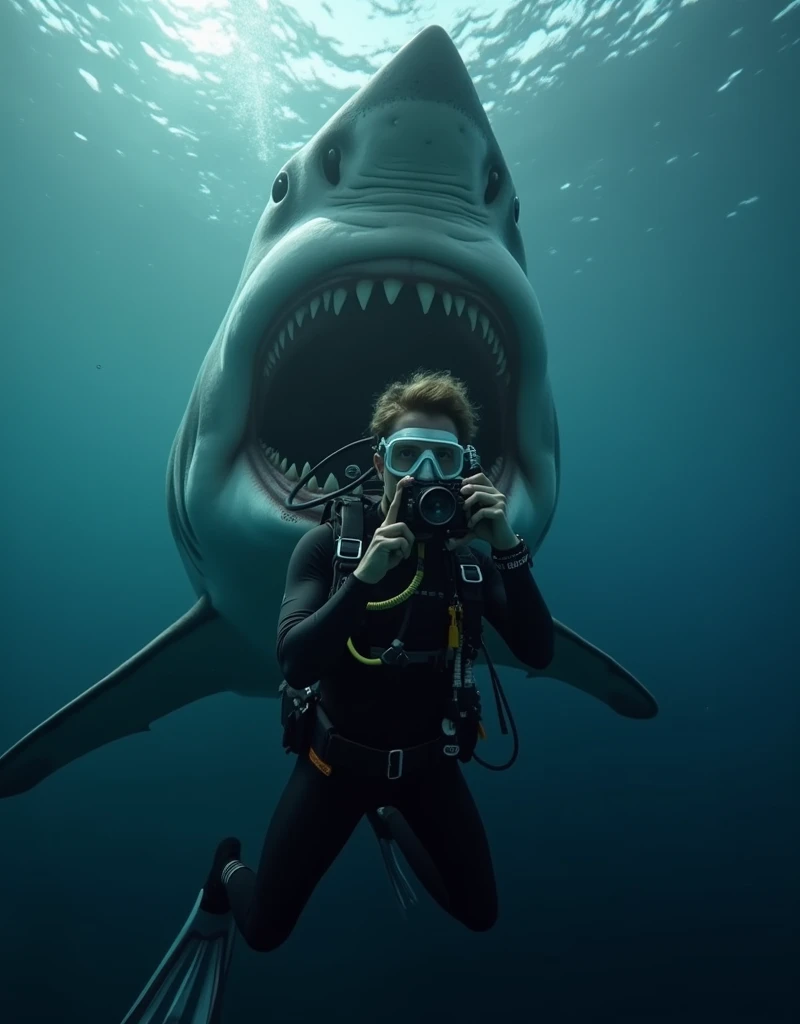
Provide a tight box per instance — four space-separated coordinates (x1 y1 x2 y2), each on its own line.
1 1 797 1022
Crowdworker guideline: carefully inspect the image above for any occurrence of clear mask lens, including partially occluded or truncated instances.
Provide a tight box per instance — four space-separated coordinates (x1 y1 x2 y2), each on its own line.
382 430 464 480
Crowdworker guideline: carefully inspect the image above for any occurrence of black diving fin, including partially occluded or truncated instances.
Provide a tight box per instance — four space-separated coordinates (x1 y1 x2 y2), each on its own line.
366 806 419 916
119 890 235 1024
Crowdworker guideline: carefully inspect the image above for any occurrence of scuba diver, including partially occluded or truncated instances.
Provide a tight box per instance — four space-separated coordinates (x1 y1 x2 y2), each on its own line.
121 370 554 1024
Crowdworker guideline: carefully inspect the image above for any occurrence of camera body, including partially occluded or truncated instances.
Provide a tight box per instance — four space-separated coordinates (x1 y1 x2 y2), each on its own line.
395 445 482 542
399 478 470 542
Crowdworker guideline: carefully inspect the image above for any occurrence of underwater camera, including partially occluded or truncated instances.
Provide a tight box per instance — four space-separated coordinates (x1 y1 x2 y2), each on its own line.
398 479 470 541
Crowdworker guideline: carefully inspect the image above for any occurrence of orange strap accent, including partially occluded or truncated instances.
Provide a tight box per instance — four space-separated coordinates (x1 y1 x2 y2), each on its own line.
309 747 332 776
477 722 487 741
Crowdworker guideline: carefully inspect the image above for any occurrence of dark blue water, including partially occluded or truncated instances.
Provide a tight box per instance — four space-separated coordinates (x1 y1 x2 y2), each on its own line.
2 1 797 1022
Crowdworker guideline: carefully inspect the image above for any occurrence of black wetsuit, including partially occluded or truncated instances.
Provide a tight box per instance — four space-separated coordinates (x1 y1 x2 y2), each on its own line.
224 501 554 950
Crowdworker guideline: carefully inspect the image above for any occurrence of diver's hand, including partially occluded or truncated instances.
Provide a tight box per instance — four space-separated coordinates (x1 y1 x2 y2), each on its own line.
446 472 518 552
353 476 415 584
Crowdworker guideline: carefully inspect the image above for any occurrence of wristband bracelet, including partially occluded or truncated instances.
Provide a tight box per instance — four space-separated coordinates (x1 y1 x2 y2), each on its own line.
491 537 532 571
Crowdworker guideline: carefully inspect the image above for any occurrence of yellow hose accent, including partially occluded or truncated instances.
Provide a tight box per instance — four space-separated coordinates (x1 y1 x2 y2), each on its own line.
347 542 425 665
364 542 426 611
346 637 382 665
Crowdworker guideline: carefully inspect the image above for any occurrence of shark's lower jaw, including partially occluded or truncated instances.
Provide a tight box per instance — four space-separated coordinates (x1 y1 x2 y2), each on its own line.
248 260 518 520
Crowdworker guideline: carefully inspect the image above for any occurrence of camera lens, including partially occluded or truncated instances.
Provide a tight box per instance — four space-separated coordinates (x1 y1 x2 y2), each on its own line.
418 486 457 527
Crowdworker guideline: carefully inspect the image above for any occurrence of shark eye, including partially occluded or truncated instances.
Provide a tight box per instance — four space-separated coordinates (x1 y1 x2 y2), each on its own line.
323 146 341 185
484 166 502 204
513 195 520 223
271 172 289 203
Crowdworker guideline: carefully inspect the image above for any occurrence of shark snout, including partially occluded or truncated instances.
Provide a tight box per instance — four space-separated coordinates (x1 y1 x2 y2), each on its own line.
357 26 495 141
316 27 510 232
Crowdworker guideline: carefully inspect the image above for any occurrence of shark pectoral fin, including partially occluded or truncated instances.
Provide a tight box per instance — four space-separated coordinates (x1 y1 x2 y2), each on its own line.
542 619 658 718
0 597 273 800
484 619 658 720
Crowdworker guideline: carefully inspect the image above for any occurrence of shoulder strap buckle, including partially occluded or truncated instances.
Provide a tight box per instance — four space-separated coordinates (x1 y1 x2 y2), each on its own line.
334 497 364 561
458 561 483 584
336 535 362 560
452 547 483 587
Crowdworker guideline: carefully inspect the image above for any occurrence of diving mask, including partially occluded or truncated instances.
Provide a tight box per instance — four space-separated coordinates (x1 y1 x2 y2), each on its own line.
379 428 465 481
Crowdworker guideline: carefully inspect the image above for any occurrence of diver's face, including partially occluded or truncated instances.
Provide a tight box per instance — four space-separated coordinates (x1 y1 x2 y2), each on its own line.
374 411 460 506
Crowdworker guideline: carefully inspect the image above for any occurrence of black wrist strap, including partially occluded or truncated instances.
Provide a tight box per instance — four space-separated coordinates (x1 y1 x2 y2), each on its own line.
491 537 531 570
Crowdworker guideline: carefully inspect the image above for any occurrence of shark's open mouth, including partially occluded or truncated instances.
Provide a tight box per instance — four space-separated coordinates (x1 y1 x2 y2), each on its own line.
248 260 517 518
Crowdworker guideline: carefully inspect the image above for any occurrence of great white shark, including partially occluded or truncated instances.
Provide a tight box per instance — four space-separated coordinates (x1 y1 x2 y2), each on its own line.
0 26 656 800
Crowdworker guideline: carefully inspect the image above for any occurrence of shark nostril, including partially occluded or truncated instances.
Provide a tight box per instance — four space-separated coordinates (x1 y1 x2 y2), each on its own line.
513 196 520 224
323 146 342 185
484 167 502 205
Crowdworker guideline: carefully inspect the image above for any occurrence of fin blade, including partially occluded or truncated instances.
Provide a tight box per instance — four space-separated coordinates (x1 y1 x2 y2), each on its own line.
484 619 658 719
0 597 274 799
121 892 235 1024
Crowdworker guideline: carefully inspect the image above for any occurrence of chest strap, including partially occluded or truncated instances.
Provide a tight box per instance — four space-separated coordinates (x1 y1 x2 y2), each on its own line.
450 547 484 657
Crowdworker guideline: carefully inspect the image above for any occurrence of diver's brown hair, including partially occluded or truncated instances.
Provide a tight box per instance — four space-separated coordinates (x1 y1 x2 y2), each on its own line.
369 370 479 444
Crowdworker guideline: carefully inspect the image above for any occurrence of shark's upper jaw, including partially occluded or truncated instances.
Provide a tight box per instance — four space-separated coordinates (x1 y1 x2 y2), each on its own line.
248 258 516 517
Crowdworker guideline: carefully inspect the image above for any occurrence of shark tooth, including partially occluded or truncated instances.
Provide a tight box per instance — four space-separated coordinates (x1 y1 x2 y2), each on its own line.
279 456 288 473
383 278 403 304
356 280 374 310
295 307 307 327
416 282 435 314
271 451 281 466
267 351 276 368
441 291 453 315
286 463 299 481
466 305 478 330
309 296 321 318
323 472 340 494
333 288 347 314
479 314 489 338
307 474 319 491
287 319 295 340
454 295 466 316
301 461 312 481
322 290 331 311
279 329 286 350
353 484 363 495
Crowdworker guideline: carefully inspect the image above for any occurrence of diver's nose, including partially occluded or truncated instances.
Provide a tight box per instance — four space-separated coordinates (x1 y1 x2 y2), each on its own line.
362 25 491 136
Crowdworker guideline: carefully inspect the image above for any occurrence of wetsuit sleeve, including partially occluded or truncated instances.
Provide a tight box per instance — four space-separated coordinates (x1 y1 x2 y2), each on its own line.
276 525 375 686
478 550 554 670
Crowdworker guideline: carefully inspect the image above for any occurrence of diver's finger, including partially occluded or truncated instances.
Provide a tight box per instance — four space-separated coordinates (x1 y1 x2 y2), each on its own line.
462 472 492 488
377 522 416 548
384 476 412 525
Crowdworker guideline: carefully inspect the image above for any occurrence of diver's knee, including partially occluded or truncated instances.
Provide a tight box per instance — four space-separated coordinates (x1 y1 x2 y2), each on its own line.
465 914 497 933
460 903 498 933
